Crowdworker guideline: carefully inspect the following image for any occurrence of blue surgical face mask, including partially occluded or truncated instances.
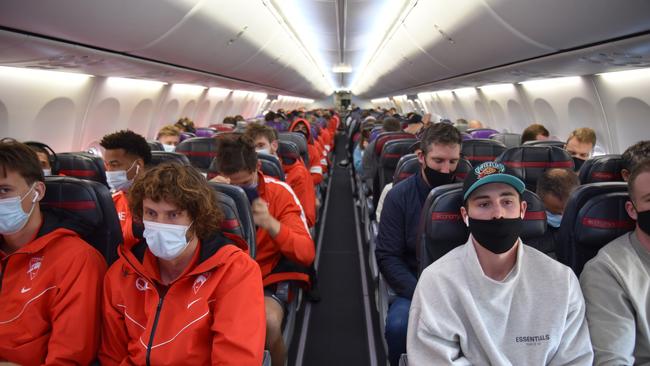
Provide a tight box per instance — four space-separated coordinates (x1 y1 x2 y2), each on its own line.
106 160 138 192
143 220 193 260
546 211 562 228
162 144 176 153
0 184 38 235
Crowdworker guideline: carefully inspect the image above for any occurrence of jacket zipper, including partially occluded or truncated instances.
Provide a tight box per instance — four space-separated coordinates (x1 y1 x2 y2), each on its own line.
145 289 167 366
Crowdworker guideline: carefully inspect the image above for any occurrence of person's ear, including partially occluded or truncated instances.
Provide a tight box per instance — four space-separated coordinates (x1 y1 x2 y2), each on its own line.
256 160 262 171
271 140 279 153
33 181 46 202
460 206 469 227
520 200 528 219
626 200 638 221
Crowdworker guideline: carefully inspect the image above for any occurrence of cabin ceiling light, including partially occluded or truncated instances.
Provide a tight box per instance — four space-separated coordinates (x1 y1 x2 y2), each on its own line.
107 77 167 90
171 83 206 94
453 87 476 96
597 67 650 82
332 64 353 73
208 87 232 97
0 66 93 84
519 76 581 89
478 83 514 93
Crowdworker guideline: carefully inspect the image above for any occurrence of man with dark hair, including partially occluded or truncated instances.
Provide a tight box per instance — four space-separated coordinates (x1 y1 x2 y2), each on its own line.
404 113 424 135
0 140 106 365
408 162 593 365
361 117 405 187
621 140 650 181
212 134 314 366
100 130 152 248
581 159 650 365
376 123 462 365
521 123 550 144
25 142 54 176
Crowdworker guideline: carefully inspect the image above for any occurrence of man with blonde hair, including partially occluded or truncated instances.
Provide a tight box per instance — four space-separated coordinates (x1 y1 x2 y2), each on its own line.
156 125 181 152
565 127 597 171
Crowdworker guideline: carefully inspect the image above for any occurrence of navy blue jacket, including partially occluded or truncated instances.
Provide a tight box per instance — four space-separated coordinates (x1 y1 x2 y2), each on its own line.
376 170 431 299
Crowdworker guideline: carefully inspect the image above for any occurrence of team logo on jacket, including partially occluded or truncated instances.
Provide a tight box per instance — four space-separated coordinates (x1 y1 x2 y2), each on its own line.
135 277 151 291
27 256 43 280
193 273 211 294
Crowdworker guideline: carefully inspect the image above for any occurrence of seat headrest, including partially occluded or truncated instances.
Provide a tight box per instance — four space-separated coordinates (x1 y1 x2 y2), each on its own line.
522 140 566 149
175 137 218 170
374 132 416 156
496 146 574 190
454 159 473 182
490 133 521 148
278 132 308 161
209 182 256 257
278 140 300 165
369 126 384 142
467 128 499 139
461 132 473 141
57 152 107 186
461 139 507 167
209 124 235 132
258 153 286 181
575 192 634 248
180 132 196 141
195 127 217 138
212 190 249 254
147 140 164 151
380 138 418 169
521 190 547 241
579 154 624 183
393 154 419 184
149 151 191 166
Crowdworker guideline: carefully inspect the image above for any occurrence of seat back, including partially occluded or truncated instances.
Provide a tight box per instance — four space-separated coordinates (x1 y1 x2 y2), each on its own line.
379 138 419 189
393 154 419 185
147 140 164 151
175 137 218 171
461 132 473 141
522 140 566 149
496 146 574 191
490 133 521 148
369 126 384 142
520 190 548 247
209 182 257 258
195 127 217 137
467 128 499 139
373 132 415 157
277 140 301 166
209 123 235 132
258 152 286 181
461 139 507 167
578 154 624 183
149 151 191 166
57 152 107 186
279 132 309 165
454 158 473 182
180 132 196 141
42 176 122 264
557 182 631 274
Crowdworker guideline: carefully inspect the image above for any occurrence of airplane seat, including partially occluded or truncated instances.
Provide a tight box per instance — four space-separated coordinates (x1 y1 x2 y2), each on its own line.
393 154 419 185
42 176 122 265
147 140 164 151
208 182 257 258
257 152 286 181
578 154 624 183
490 132 521 148
180 132 197 141
277 140 301 166
57 152 108 187
149 151 191 166
519 190 550 254
175 137 218 172
556 182 631 275
461 132 473 141
467 128 499 139
460 139 507 167
369 126 384 142
279 132 309 168
522 140 566 149
379 138 419 191
195 127 217 137
209 123 235 132
496 146 574 191
453 158 473 182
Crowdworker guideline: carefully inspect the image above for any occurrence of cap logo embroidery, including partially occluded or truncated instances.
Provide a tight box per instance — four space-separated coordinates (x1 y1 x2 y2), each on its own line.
27 256 43 280
475 162 505 179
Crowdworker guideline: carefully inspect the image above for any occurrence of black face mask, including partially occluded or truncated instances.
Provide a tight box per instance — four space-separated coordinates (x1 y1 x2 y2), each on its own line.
572 157 586 172
241 185 259 204
635 208 650 237
423 165 455 188
469 217 523 254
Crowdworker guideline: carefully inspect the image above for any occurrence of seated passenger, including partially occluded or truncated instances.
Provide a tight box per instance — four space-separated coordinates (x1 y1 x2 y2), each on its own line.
174 116 196 133
376 123 461 366
530 168 579 255
403 113 424 135
24 141 56 176
99 162 265 365
521 123 550 144
565 127 597 171
223 116 237 127
468 119 484 129
289 118 325 185
156 124 181 152
455 118 469 132
353 124 373 174
361 117 403 187
212 134 314 366
245 123 316 228
580 159 650 365
0 140 106 365
100 130 151 248
408 161 593 365
621 140 650 181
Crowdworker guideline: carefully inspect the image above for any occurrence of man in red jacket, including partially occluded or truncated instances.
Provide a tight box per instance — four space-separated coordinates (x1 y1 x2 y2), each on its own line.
289 118 326 185
212 134 315 366
0 140 106 365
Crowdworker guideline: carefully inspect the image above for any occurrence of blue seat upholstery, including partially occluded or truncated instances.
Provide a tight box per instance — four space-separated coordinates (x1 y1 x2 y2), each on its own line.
578 154 624 183
42 176 122 265
175 137 218 171
147 140 164 151
149 151 191 166
379 138 418 190
57 152 108 187
522 140 566 149
490 132 521 148
208 182 257 258
258 152 285 181
496 146 574 191
557 182 631 275
279 132 309 167
453 158 473 182
393 154 418 185
461 139 507 167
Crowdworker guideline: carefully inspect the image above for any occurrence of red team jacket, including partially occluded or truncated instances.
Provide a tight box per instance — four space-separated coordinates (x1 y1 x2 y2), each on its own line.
283 160 317 228
112 190 139 249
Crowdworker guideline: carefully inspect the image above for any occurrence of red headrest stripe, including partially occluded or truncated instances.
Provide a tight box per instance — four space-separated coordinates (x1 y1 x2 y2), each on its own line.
383 153 404 159
59 169 97 177
221 219 241 230
581 217 635 230
431 212 462 221
503 161 573 169
523 211 546 220
463 155 498 161
178 151 217 157
591 172 621 180
44 201 96 210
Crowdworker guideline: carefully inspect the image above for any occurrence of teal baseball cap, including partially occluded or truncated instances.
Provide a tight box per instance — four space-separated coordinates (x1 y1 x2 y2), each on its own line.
462 161 525 201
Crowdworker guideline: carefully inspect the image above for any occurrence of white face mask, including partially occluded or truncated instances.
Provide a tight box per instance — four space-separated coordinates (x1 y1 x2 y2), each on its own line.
106 160 139 192
256 147 272 155
0 184 38 235
162 144 176 153
42 169 52 176
143 220 193 260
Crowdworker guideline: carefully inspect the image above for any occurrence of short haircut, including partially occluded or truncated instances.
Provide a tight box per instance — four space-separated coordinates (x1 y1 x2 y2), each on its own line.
156 125 181 140
536 168 579 202
567 127 596 146
128 162 223 240
419 123 462 154
628 158 650 201
0 139 44 184
100 130 152 164
521 123 550 144
264 111 276 122
622 140 650 172
214 134 258 174
382 117 402 132
222 116 236 126
174 117 195 133
25 143 50 158
244 123 278 143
